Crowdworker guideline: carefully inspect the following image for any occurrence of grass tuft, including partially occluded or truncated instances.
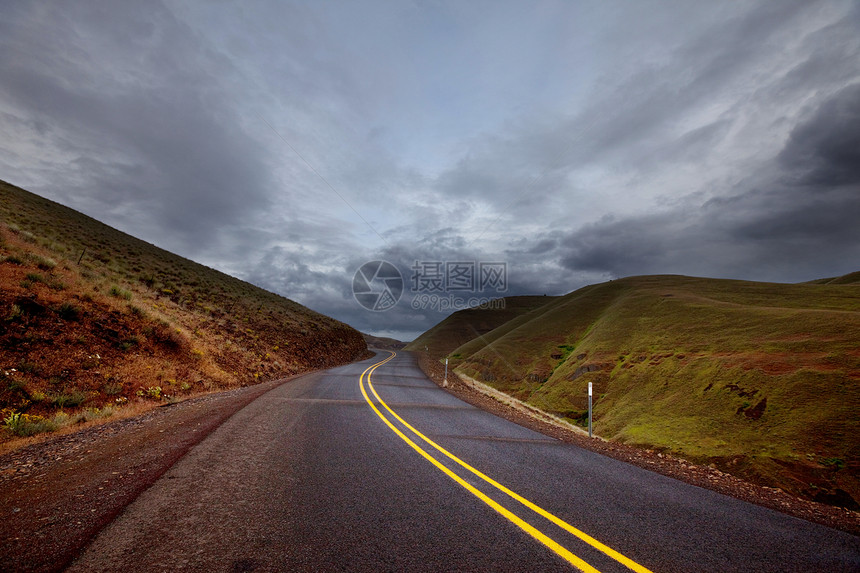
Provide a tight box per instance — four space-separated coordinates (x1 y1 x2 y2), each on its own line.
5 304 23 322
49 390 88 409
109 285 132 300
56 301 81 321
3 412 58 437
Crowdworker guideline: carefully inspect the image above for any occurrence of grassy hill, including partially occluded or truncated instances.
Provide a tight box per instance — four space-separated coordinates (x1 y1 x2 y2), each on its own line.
0 180 366 441
405 295 557 356
422 274 860 508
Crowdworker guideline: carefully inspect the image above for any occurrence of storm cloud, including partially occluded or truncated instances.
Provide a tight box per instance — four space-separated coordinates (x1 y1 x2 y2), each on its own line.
1 1 858 340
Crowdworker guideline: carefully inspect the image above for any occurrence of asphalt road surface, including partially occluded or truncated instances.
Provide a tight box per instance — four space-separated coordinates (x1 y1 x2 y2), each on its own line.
68 351 860 572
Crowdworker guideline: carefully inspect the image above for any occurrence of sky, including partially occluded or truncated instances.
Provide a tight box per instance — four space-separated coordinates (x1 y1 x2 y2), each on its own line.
1 1 859 341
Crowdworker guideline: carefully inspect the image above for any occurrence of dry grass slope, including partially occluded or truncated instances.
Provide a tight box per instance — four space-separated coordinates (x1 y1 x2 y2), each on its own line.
424 274 860 509
0 179 366 444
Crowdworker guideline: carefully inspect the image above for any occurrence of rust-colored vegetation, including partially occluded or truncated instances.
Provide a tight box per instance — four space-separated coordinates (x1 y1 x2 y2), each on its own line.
0 180 366 444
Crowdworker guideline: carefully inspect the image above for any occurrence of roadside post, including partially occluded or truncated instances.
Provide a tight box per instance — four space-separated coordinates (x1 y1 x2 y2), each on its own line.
444 357 448 387
588 382 593 438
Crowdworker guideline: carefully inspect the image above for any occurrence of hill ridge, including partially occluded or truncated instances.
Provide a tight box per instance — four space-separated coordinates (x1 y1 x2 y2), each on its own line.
412 272 860 509
0 179 366 444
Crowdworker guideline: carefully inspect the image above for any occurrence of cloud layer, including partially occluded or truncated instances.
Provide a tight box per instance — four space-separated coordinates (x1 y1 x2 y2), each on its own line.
1 1 858 340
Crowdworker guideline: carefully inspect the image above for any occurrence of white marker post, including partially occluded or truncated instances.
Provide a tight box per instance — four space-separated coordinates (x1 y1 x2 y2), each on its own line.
588 382 593 438
444 357 448 387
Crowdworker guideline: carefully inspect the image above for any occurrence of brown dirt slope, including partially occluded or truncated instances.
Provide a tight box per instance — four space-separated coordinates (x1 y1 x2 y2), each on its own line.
0 179 366 445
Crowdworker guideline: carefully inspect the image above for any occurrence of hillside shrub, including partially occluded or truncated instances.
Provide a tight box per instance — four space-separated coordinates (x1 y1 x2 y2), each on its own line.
57 302 80 321
3 412 58 437
50 390 87 409
109 285 132 300
5 304 23 322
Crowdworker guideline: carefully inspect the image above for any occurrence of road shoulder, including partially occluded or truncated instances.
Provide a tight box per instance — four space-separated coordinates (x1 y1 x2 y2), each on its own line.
412 350 860 537
0 374 311 573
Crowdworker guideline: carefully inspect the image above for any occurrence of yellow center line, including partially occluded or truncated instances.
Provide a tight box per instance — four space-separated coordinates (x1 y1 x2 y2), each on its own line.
362 351 655 573
359 354 601 573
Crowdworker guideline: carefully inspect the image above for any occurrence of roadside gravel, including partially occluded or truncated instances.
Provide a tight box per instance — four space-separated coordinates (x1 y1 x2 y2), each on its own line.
0 376 303 573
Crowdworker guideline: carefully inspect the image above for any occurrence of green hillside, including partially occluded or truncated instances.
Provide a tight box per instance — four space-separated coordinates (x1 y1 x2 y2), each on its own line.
0 180 366 442
432 274 860 508
405 295 556 356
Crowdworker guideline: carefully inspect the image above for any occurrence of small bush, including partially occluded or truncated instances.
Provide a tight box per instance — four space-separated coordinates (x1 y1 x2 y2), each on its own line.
25 272 46 284
50 390 87 409
37 257 56 270
128 304 146 317
18 361 42 376
27 255 57 270
7 378 27 392
103 381 124 395
1 255 23 265
109 285 132 300
57 302 81 321
3 412 58 437
72 407 114 424
822 457 846 470
5 304 23 322
136 386 163 399
147 322 187 351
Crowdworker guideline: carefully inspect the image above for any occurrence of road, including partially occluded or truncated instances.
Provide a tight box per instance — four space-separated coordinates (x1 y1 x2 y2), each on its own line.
67 351 859 572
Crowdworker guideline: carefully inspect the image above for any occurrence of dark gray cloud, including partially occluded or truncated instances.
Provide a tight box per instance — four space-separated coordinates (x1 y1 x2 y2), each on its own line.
427 0 832 224
778 83 860 187
555 85 860 283
1 1 857 341
0 2 274 257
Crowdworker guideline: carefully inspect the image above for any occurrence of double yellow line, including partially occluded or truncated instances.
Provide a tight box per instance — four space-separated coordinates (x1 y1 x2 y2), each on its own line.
359 352 654 573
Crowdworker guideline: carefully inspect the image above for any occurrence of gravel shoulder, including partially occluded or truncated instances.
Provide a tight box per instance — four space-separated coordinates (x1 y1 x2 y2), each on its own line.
0 375 304 573
413 351 860 537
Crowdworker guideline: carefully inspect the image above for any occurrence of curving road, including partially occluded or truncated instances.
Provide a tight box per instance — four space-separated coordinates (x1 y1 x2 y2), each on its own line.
67 351 859 572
